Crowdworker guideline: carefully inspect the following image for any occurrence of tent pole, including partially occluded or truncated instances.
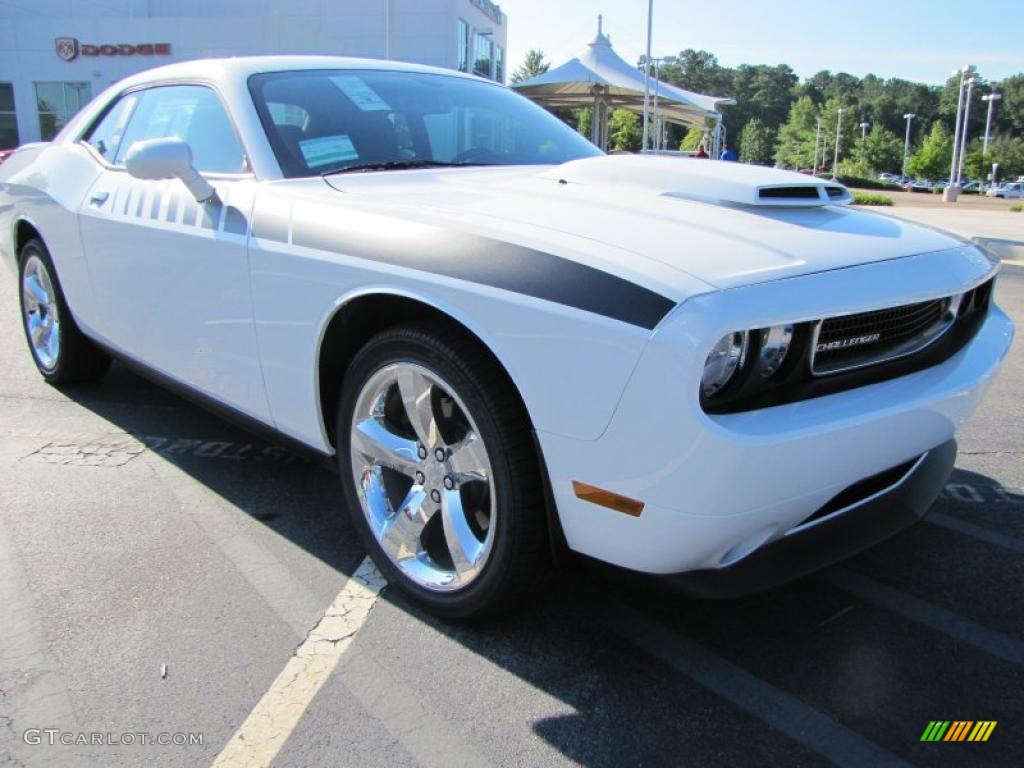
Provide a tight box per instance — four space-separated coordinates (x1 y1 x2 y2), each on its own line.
641 0 653 152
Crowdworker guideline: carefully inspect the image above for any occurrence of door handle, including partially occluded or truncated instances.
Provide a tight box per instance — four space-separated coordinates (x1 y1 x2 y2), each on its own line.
89 191 110 206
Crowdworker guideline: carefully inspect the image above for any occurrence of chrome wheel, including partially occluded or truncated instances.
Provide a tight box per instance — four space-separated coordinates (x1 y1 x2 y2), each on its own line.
349 362 496 592
22 254 61 372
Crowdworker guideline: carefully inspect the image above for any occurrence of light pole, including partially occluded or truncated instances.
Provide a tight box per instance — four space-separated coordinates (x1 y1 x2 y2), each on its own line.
947 64 975 200
902 112 915 179
831 107 844 180
956 76 976 186
812 118 822 174
649 55 677 150
641 0 654 152
981 92 1001 156
859 121 870 139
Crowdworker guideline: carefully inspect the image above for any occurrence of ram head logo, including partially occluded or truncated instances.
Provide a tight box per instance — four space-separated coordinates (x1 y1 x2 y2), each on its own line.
55 37 80 62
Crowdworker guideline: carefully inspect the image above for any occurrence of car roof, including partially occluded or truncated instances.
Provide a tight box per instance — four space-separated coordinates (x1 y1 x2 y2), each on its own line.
114 55 484 90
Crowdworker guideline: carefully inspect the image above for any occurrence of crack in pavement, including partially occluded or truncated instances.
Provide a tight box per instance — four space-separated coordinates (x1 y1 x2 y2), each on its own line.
209 556 385 768
960 450 1024 456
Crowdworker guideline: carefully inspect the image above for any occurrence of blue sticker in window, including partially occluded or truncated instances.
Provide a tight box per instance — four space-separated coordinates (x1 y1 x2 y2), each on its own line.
299 135 358 168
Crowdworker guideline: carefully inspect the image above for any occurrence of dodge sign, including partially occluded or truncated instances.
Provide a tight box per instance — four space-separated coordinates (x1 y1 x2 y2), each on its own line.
55 38 172 61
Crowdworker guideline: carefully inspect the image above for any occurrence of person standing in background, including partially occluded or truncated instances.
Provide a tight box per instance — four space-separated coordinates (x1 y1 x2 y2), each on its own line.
693 144 709 158
719 144 737 161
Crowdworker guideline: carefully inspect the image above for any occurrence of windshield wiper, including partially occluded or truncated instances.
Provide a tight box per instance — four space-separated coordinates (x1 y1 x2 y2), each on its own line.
323 160 483 176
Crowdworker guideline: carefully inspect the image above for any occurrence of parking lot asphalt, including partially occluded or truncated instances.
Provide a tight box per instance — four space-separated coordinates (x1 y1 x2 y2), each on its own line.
873 201 1024 263
1 261 1022 768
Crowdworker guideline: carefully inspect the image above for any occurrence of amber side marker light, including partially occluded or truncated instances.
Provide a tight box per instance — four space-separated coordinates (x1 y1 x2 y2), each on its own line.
572 481 645 517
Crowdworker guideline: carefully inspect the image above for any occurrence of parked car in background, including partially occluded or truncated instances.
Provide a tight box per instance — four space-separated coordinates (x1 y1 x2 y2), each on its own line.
0 57 1013 617
907 179 932 193
987 182 1024 199
961 181 982 194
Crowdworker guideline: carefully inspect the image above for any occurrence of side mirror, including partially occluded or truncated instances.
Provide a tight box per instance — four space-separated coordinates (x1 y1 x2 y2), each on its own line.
124 137 216 203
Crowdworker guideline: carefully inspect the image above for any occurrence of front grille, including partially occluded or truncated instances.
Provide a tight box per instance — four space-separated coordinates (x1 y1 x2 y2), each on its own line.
701 277 995 414
811 297 953 375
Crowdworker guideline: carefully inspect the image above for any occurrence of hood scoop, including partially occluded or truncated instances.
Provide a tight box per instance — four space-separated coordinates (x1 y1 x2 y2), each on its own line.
542 154 853 207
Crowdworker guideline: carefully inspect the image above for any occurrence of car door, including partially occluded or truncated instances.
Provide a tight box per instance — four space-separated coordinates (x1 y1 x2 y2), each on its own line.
77 84 270 422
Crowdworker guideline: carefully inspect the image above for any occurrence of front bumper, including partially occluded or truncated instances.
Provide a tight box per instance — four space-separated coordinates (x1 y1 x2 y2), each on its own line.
668 439 957 597
537 246 1013 576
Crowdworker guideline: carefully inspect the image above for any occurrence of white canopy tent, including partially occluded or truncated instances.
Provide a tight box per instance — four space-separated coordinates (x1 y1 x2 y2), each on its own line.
511 19 735 153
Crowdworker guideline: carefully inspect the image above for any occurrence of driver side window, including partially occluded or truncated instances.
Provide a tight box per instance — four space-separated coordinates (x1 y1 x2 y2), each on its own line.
84 93 140 163
93 85 248 174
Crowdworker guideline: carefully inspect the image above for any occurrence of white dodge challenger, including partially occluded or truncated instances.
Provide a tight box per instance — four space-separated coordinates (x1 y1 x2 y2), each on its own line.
0 57 1014 617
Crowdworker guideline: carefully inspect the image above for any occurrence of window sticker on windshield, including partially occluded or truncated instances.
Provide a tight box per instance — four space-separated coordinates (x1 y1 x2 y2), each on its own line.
299 135 358 168
330 76 391 111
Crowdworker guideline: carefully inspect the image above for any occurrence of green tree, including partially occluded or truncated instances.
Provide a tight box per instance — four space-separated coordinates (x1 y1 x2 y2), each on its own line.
679 125 705 150
992 73 1024 137
964 142 996 183
726 63 798 137
658 49 731 97
819 99 858 174
851 125 904 174
608 109 642 151
738 118 775 164
774 96 818 169
938 70 994 144
510 49 549 84
576 107 592 139
796 71 862 113
906 121 953 179
986 135 1024 179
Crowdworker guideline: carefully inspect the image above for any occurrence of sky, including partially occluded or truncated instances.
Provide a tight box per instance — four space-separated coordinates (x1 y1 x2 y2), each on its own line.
503 0 1023 88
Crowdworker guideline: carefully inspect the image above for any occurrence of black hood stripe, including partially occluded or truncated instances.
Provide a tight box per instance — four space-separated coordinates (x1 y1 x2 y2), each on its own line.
254 202 675 330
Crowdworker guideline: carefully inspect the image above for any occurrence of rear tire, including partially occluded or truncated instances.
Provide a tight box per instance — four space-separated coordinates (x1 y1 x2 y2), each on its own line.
337 322 549 618
18 238 110 385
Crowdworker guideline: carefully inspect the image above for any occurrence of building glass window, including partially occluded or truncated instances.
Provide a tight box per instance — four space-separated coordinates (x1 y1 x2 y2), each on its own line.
495 45 505 83
457 19 470 73
35 82 91 141
0 83 18 148
473 33 493 79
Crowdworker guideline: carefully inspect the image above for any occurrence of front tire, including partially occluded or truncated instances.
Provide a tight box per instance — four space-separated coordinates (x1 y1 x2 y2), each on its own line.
337 322 549 618
18 238 110 384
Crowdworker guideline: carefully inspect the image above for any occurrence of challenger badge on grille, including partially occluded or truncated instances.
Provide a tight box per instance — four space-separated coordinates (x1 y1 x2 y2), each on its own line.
815 333 882 353
811 298 953 375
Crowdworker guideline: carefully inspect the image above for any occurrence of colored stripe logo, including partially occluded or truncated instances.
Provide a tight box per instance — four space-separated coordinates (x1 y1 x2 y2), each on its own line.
920 721 996 742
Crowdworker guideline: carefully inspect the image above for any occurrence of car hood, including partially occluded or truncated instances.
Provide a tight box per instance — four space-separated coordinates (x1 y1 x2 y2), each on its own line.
307 154 966 292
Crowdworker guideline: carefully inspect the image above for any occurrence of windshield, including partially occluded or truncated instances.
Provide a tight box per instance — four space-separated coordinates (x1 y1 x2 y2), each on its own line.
248 69 602 178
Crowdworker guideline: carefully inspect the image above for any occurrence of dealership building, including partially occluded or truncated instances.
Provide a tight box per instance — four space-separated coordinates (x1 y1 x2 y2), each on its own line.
0 0 508 147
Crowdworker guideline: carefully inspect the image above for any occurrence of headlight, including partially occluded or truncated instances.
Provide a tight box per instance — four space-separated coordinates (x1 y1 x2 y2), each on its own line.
758 324 794 378
702 331 748 397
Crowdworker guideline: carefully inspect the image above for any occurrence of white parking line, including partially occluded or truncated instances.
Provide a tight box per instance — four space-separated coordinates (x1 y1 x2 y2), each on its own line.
603 600 911 768
823 568 1024 666
210 556 385 768
927 512 1024 554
